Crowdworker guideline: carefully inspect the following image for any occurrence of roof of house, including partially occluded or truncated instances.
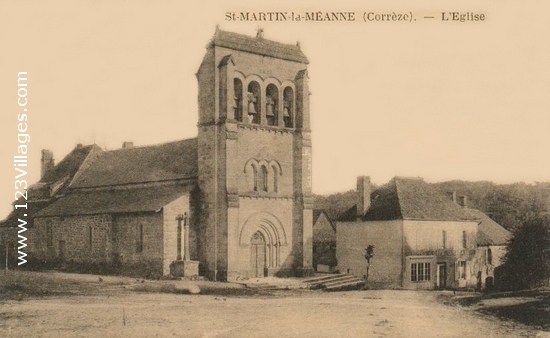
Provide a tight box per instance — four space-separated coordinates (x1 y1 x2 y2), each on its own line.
211 29 309 64
465 209 511 246
33 184 191 218
313 209 336 231
70 138 198 189
338 177 477 222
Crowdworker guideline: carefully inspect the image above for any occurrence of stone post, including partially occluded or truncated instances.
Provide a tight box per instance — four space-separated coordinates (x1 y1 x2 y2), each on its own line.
176 214 184 261
183 212 190 261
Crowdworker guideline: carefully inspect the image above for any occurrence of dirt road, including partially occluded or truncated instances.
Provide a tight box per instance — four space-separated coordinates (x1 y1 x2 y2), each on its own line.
1 288 543 338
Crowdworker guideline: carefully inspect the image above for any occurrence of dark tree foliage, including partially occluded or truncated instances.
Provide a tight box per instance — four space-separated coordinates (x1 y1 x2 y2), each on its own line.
500 216 550 290
313 190 357 220
314 180 550 230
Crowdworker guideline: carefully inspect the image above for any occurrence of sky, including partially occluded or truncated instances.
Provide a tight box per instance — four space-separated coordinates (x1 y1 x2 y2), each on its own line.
1 0 549 219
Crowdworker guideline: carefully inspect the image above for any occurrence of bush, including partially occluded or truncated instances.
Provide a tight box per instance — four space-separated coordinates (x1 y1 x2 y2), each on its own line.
500 215 550 290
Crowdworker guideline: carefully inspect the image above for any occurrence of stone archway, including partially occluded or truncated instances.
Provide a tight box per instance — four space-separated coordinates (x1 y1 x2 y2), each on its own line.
240 212 288 276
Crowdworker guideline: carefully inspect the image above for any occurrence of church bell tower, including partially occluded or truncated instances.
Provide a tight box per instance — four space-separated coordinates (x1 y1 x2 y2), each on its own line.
196 28 313 281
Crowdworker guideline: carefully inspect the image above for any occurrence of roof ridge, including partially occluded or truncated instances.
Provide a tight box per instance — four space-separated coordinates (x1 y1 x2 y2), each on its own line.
102 137 197 154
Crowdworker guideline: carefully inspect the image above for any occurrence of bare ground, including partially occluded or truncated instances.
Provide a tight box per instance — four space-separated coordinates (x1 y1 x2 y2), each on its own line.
0 271 548 338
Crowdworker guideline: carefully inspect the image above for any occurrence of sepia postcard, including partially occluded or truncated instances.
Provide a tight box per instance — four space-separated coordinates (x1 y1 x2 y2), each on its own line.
0 0 549 337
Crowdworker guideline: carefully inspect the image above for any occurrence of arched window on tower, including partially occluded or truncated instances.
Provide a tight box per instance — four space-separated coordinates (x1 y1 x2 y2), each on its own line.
266 84 279 126
271 164 279 193
258 165 268 192
234 78 243 122
283 87 294 128
247 81 261 124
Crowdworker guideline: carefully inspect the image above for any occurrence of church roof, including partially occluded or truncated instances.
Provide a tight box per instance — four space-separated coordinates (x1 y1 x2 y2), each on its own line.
464 209 511 246
339 177 477 222
211 29 309 64
70 138 198 188
33 184 190 217
40 144 100 184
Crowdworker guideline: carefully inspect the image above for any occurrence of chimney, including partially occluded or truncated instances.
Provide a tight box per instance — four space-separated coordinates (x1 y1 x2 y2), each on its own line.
457 195 468 208
447 191 457 203
256 28 264 39
357 176 371 218
122 141 134 149
41 149 55 179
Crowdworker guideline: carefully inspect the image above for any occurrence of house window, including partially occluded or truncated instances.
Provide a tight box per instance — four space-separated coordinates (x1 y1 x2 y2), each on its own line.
411 262 431 282
137 224 144 253
457 260 466 280
442 230 447 249
487 248 493 265
462 231 467 249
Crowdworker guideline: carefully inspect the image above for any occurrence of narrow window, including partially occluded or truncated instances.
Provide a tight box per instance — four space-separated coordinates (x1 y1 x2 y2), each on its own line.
88 226 93 248
234 78 243 122
462 231 467 249
442 230 447 249
283 87 294 128
253 165 258 191
272 165 278 193
411 263 418 282
46 224 53 247
258 165 268 192
247 81 261 124
266 84 279 126
487 248 493 265
137 224 144 253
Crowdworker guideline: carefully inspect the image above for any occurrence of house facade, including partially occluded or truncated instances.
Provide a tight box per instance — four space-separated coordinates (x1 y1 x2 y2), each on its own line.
337 176 480 290
3 28 314 281
466 208 511 290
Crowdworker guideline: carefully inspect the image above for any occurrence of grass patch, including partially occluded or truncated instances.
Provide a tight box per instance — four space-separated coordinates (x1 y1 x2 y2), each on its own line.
0 270 124 301
438 289 550 330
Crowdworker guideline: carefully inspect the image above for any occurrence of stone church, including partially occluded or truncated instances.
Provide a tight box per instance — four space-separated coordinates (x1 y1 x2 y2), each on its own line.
2 28 314 281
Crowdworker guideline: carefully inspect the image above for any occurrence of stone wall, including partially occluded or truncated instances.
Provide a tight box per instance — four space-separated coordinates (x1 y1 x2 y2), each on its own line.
337 220 404 288
28 211 165 277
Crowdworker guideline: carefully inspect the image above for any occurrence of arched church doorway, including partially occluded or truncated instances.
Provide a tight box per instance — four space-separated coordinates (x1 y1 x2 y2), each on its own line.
250 231 266 278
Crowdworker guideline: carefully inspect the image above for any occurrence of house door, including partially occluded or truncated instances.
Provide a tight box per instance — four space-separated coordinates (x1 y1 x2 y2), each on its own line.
436 263 447 289
250 232 266 278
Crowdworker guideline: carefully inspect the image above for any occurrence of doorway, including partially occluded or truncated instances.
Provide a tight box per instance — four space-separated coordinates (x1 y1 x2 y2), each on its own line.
436 263 447 289
250 231 266 278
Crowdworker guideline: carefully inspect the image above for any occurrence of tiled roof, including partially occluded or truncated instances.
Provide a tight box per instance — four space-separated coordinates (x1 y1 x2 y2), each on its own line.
33 184 190 218
40 145 100 183
339 177 476 222
211 29 309 64
27 145 101 201
70 138 198 188
465 209 511 246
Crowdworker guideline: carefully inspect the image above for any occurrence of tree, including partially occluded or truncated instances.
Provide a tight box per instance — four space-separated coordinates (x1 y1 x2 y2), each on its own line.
500 215 550 290
363 245 374 289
